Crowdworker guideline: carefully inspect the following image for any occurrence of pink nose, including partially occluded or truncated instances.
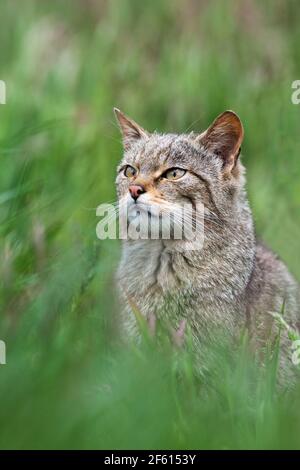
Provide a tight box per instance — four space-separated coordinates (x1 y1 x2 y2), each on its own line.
129 185 145 201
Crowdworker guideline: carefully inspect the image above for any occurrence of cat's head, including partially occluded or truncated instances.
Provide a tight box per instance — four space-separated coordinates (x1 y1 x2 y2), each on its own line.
114 108 245 235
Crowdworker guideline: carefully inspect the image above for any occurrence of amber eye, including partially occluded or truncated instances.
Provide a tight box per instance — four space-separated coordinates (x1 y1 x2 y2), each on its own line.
124 165 137 178
164 168 186 180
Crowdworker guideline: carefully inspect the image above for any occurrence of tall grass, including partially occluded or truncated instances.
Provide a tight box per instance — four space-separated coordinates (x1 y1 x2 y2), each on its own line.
0 0 300 449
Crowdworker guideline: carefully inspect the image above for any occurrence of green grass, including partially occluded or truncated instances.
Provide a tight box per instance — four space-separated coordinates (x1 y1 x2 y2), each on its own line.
0 0 300 449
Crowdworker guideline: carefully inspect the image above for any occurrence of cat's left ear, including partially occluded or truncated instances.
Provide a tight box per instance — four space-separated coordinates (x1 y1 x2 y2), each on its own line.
114 108 149 151
197 111 244 172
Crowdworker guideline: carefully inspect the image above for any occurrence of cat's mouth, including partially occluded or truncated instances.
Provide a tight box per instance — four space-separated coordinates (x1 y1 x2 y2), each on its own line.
118 196 204 245
127 202 161 221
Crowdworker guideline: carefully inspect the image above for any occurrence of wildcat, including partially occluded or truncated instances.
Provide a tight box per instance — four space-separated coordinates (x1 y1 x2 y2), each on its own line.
114 108 300 385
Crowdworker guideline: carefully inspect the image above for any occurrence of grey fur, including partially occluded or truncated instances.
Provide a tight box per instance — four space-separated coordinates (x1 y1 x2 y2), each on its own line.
114 109 300 386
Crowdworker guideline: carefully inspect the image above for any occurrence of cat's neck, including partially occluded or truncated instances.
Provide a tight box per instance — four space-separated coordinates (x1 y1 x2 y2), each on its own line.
120 203 256 302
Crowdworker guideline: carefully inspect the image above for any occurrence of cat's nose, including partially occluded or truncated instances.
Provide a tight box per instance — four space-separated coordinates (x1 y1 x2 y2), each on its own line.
129 184 145 201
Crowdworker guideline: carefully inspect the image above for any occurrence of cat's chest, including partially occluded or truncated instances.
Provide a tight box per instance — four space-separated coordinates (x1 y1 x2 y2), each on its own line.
118 240 178 296
117 241 245 335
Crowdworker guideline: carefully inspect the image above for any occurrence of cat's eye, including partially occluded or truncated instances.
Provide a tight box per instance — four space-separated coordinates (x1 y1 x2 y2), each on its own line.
124 165 137 178
163 168 186 180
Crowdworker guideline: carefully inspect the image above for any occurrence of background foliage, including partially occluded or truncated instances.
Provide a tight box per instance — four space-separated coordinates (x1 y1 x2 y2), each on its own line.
0 0 300 449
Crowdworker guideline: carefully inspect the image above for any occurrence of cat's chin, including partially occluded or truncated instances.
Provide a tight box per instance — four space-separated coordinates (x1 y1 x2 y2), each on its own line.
122 201 204 244
126 206 161 227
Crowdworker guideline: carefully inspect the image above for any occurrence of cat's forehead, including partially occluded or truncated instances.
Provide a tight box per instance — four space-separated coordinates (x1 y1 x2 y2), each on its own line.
126 133 199 171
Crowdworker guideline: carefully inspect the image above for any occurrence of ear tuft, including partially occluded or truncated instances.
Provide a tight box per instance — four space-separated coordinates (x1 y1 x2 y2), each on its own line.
114 108 149 150
198 110 244 171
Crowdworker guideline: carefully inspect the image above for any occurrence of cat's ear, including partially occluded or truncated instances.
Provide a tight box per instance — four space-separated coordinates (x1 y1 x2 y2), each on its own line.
197 111 244 172
114 108 149 150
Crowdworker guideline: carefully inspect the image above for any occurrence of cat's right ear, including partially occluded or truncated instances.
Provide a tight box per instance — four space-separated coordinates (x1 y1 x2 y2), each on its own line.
114 108 149 151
